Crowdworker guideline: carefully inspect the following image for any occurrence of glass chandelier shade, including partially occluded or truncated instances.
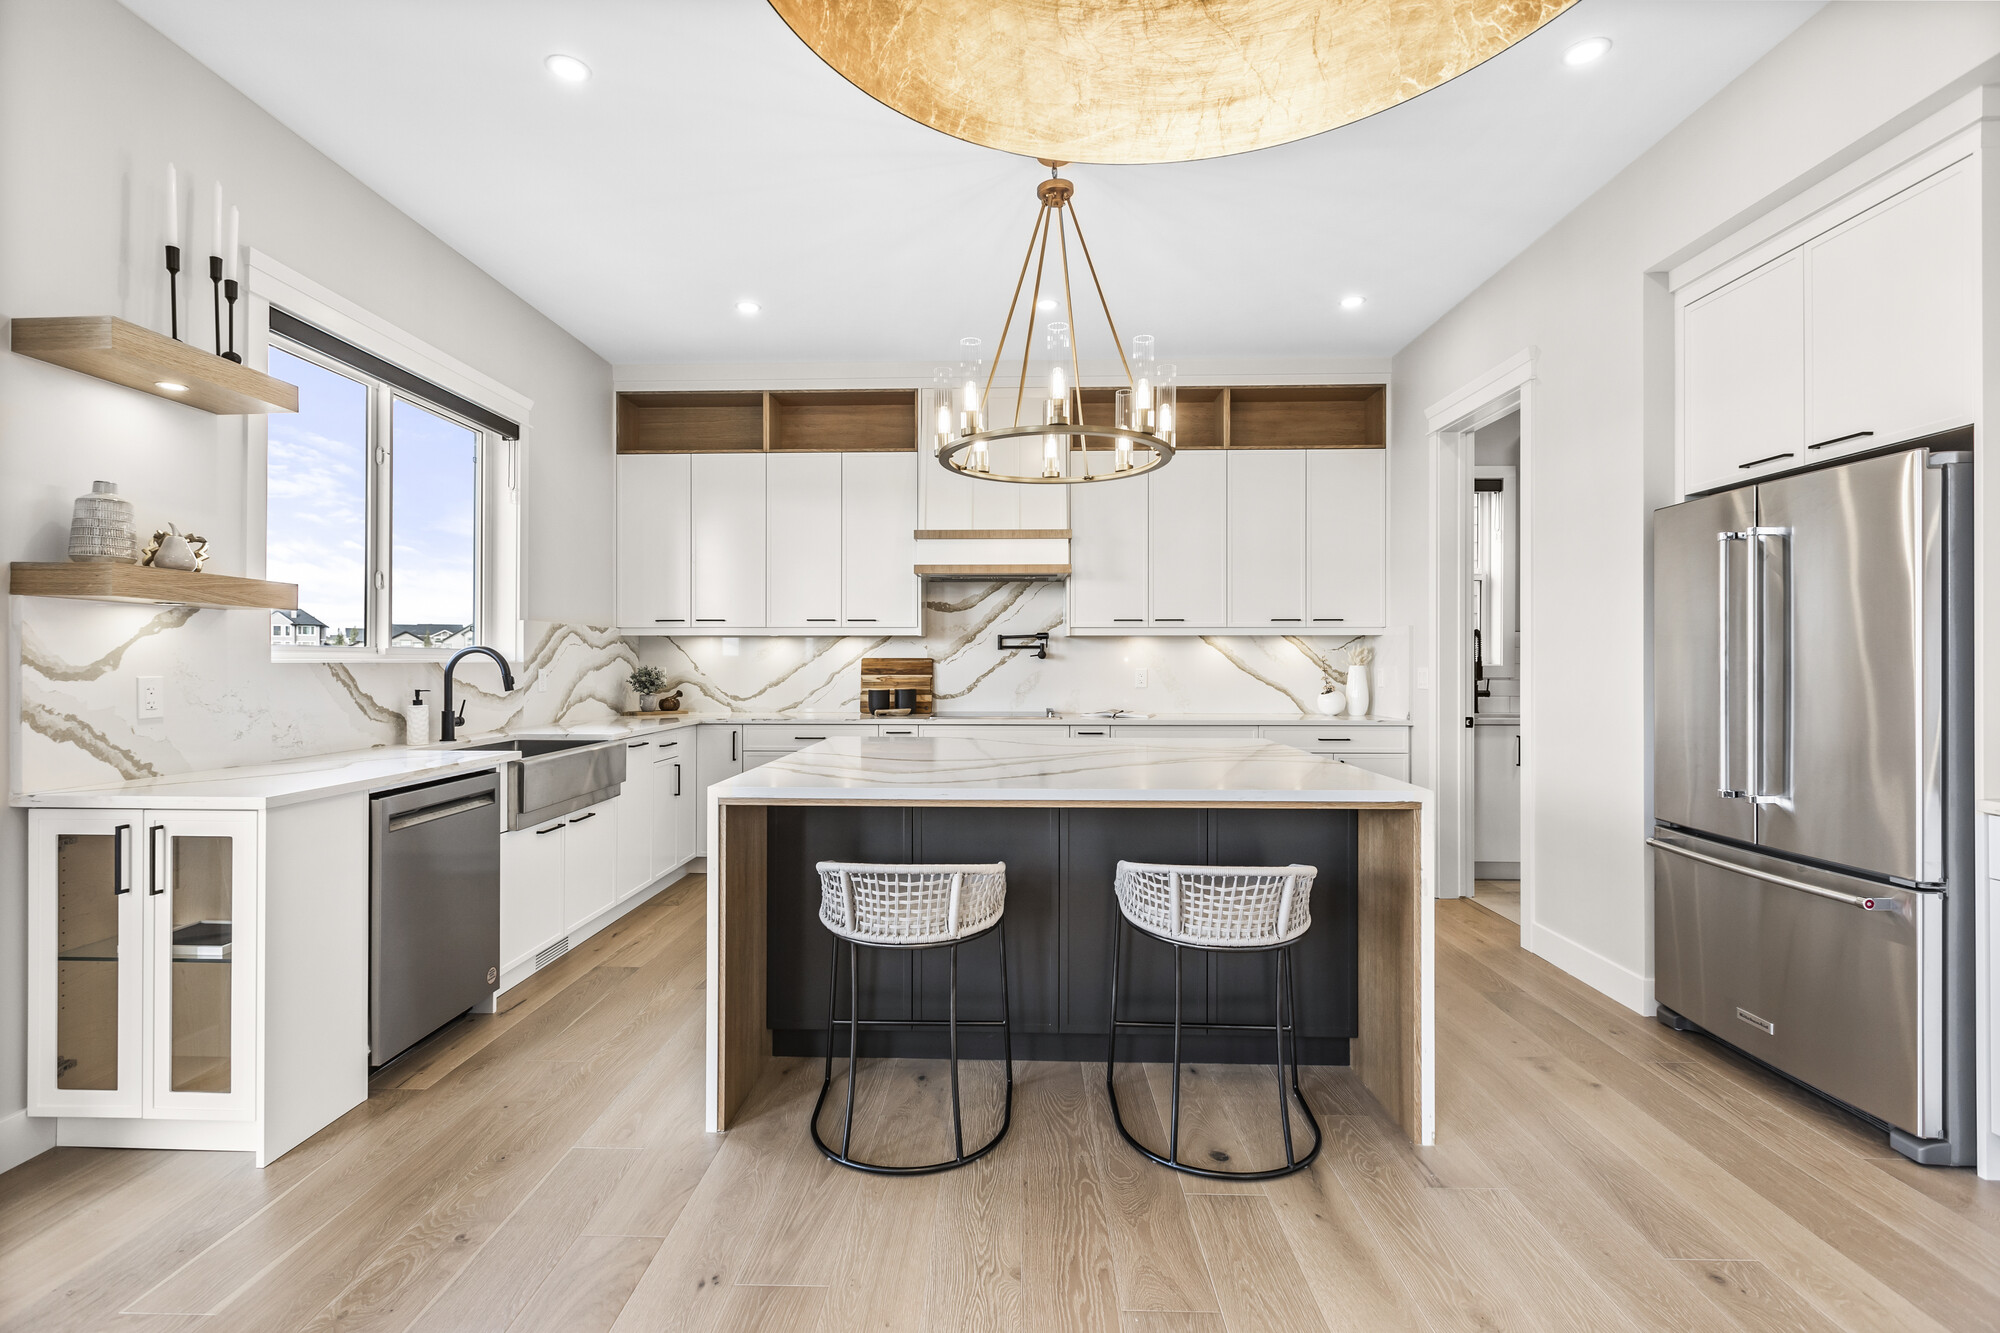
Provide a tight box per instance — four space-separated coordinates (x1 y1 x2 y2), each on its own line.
933 163 1175 485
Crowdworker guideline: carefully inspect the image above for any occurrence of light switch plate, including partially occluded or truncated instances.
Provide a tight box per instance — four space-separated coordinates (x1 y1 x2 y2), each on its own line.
137 676 164 719
1415 668 1432 690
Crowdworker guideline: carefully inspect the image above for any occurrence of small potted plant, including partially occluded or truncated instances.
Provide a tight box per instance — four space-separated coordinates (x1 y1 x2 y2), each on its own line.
1316 671 1347 717
628 664 667 713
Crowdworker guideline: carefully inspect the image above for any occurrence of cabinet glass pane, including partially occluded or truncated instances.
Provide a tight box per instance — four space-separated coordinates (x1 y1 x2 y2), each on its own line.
169 835 234 1095
55 832 122 1090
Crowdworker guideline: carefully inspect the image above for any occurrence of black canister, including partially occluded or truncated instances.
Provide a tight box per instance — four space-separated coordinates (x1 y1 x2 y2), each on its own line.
867 688 891 713
895 687 917 711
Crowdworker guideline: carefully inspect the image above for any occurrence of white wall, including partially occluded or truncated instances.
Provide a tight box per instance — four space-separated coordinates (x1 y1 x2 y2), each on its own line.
1388 3 2000 1009
0 0 613 1168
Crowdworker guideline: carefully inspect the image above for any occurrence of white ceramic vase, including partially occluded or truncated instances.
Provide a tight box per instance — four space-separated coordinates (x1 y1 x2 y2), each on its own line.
1315 689 1346 716
67 480 137 563
1345 664 1371 718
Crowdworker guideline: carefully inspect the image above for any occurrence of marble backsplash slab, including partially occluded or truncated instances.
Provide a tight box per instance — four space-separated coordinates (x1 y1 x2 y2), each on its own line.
637 581 1407 719
14 604 635 792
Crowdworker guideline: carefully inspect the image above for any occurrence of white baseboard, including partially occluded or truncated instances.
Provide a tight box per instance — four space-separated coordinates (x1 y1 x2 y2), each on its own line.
0 1109 57 1176
1527 920 1654 1016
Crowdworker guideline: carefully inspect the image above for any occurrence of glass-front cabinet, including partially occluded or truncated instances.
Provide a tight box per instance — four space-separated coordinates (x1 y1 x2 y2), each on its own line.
29 808 258 1122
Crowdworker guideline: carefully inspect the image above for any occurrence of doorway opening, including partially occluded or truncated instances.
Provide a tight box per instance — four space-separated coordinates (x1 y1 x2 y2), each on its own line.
1468 411 1521 926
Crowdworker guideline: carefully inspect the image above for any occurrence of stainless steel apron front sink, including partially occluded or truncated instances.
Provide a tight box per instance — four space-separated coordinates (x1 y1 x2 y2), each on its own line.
457 736 627 829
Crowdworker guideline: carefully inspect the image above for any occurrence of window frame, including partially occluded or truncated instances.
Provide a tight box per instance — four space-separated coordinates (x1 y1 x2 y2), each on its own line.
247 251 526 667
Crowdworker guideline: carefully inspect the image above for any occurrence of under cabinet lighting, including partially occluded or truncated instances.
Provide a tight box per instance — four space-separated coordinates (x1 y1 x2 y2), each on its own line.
1563 36 1611 66
736 300 761 315
155 381 188 392
545 54 591 83
1340 295 1366 310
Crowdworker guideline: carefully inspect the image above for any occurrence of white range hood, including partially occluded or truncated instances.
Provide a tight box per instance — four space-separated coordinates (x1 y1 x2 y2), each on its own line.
912 529 1070 582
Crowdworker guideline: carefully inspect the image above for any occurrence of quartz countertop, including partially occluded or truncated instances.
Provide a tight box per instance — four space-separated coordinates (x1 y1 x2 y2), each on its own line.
712 734 1428 806
12 711 1412 811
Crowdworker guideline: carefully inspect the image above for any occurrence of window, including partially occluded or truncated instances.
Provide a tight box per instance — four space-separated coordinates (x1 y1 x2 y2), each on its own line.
266 333 514 659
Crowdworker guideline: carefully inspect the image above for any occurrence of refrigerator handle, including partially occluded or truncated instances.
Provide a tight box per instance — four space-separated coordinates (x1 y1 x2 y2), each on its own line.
1748 526 1791 804
1646 838 1900 913
1717 531 1748 798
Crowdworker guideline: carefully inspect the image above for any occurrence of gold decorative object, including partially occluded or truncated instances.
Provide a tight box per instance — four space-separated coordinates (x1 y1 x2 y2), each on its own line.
767 0 1578 164
933 163 1175 486
141 525 209 572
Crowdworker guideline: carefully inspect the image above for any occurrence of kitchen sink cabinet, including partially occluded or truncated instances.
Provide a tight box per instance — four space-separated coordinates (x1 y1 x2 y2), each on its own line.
501 815 566 972
562 803 617 933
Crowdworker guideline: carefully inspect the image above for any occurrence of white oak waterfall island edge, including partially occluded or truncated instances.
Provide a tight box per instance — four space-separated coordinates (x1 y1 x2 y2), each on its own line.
704 734 1435 1146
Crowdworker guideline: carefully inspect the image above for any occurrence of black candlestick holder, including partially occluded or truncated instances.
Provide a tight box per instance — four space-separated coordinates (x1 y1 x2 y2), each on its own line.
209 255 224 358
222 278 241 363
164 244 181 340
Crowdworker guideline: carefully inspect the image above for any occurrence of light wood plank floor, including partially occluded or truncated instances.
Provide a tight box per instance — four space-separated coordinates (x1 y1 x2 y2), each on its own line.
4 873 1998 1331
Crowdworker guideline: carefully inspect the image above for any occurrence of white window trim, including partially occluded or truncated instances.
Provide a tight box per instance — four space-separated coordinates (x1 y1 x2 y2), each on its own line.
244 250 528 664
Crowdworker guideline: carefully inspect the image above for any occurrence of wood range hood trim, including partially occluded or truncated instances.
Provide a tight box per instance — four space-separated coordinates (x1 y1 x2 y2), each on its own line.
912 530 1072 581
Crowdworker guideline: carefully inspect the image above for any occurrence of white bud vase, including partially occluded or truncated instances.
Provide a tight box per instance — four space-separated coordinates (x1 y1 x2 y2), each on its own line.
1316 689 1346 716
1344 664 1371 718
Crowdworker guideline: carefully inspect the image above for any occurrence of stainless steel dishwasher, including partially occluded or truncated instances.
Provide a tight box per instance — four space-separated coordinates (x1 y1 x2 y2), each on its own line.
370 769 502 1066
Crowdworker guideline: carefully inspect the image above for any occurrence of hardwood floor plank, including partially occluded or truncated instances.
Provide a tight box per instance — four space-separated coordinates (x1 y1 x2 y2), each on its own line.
1080 1062 1221 1314
1672 1259 1848 1333
404 1146 636 1332
504 1233 661 1333
921 1125 1024 1332
1261 1137 1429 1333
713 1284 828 1331
1019 1062 1121 1333
1117 1316 1227 1333
815 1170 942 1333
1139 1062 1264 1192
1184 1193 1332 1333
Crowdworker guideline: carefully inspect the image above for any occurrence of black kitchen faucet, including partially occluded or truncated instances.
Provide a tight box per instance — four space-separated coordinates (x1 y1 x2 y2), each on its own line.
439 645 516 741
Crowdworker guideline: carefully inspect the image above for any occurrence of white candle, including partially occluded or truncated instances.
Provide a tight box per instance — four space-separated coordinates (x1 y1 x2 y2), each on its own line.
212 182 222 255
227 206 240 279
1049 365 1066 401
165 164 177 246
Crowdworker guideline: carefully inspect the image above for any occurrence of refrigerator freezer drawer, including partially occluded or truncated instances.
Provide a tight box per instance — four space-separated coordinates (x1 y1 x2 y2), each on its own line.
1652 831 1942 1137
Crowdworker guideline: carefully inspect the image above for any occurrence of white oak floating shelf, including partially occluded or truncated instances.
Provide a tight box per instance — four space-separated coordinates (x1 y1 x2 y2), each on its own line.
11 316 299 415
10 563 299 611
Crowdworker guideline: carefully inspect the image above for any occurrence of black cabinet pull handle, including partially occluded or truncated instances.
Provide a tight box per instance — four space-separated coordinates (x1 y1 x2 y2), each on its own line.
628 741 650 748
113 824 130 895
1808 430 1873 451
1739 452 1794 469
793 735 826 741
536 822 567 835
1271 617 1301 623
1318 737 1352 743
674 763 683 796
731 731 738 761
1113 617 1144 623
653 618 684 623
148 825 165 894
1155 617 1184 623
806 618 836 623
569 811 597 824
1314 618 1346 622
849 618 877 622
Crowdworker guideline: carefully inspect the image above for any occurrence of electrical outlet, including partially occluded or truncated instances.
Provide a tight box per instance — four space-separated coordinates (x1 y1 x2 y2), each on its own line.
1134 668 1148 689
1415 668 1432 690
137 676 164 719
534 675 548 694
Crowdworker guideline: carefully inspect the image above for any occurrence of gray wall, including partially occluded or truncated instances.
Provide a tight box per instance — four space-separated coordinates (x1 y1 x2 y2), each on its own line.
1387 2 2000 1007
0 0 612 1164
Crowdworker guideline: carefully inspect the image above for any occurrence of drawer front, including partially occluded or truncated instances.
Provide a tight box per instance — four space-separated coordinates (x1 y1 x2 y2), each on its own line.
741 723 878 752
1259 724 1407 754
915 725 1060 739
1108 725 1259 738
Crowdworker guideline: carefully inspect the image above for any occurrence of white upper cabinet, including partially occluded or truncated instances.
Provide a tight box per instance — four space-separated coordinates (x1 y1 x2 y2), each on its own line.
767 454 844 629
1307 449 1388 629
1070 467 1150 628
691 453 767 629
1149 451 1226 627
1806 162 1977 455
842 453 919 628
615 454 691 630
1682 253 1807 494
1226 451 1308 628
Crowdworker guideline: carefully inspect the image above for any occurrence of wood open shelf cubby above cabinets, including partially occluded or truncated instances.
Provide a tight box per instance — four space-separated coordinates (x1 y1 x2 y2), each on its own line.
617 389 918 454
1076 383 1384 450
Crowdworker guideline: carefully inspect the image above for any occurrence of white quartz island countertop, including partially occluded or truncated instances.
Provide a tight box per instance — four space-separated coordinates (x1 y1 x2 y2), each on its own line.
713 734 1428 805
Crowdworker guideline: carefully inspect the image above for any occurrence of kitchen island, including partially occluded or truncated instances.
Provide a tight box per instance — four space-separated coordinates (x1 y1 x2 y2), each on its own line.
707 734 1434 1145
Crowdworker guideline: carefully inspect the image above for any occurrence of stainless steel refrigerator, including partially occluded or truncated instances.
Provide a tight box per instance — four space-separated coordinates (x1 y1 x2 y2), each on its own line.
1651 444 1973 1164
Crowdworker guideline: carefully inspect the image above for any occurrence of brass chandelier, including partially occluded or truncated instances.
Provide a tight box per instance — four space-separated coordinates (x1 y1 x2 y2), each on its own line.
935 162 1174 485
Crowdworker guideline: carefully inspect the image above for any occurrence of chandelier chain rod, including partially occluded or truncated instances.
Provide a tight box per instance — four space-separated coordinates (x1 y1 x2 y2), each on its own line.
1013 202 1056 430
1056 206 1088 458
982 200 1050 419
1065 198 1135 388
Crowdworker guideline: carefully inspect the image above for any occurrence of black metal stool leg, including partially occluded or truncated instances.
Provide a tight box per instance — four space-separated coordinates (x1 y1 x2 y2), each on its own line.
948 941 965 1163
1169 943 1184 1169
1275 946 1295 1167
842 939 859 1161
1105 914 1123 1085
998 922 1014 1109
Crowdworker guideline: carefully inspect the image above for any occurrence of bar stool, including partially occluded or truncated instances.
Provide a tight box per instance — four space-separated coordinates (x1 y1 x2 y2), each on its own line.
812 861 1012 1174
1105 860 1322 1179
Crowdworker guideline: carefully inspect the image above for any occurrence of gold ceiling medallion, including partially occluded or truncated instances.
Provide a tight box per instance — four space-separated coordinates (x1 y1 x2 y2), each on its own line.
934 163 1173 486
766 0 1579 164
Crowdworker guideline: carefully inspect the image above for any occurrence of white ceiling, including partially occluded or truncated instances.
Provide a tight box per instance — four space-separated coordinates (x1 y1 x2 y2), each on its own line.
121 0 1819 368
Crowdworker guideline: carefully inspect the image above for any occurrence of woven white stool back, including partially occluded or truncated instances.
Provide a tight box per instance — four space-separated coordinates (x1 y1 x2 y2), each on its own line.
816 861 1007 946
1113 861 1317 948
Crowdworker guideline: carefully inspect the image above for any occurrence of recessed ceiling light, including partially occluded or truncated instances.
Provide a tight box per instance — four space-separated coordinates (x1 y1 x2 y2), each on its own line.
1339 295 1366 310
155 381 188 392
736 300 761 315
545 53 591 83
1036 297 1059 312
1563 36 1611 67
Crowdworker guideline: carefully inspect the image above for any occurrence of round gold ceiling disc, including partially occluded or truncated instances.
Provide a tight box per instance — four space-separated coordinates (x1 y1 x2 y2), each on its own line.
767 0 1579 165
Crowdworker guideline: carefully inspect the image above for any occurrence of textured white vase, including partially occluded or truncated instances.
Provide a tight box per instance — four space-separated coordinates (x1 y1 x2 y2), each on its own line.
1345 664 1371 718
67 480 136 563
